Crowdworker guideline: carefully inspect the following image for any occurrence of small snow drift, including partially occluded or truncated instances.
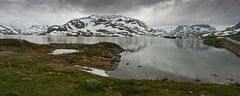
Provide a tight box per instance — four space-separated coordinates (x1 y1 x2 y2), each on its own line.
49 49 80 55
74 65 109 77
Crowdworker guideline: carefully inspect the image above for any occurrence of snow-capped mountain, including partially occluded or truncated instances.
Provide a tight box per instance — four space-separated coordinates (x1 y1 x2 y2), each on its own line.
213 22 240 37
225 22 240 31
45 15 155 37
173 24 216 37
150 29 167 36
0 25 20 35
154 29 167 33
229 32 240 41
21 25 49 35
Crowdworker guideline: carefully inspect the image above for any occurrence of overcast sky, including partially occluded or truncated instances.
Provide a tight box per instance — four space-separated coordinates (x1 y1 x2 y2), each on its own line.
0 0 240 30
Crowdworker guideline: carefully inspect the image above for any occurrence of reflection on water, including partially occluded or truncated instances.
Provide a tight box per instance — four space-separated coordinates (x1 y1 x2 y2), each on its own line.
174 39 209 50
0 35 148 52
1 35 240 84
107 38 240 84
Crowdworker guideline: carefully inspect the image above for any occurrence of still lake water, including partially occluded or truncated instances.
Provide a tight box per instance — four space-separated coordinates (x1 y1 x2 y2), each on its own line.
1 35 240 84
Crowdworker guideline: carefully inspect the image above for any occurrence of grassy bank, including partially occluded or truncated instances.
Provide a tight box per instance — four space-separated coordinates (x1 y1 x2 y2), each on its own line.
229 32 240 41
1 39 240 96
203 36 240 56
0 39 124 70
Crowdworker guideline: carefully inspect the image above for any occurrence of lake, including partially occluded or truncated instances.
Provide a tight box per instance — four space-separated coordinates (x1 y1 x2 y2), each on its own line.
1 35 240 84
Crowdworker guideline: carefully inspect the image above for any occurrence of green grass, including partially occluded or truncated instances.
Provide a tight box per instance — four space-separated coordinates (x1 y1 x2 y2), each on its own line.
0 56 240 96
0 39 125 70
203 36 224 48
0 39 36 47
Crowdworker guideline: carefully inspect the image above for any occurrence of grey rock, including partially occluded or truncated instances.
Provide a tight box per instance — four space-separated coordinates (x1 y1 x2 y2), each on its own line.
195 79 201 82
113 55 121 62
82 47 89 51
212 74 217 77
227 78 234 81
8 91 21 96
86 79 101 84
105 52 114 58
21 77 33 81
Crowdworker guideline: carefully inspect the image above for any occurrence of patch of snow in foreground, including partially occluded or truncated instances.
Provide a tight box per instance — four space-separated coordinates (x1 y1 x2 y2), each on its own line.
74 65 109 77
49 49 80 55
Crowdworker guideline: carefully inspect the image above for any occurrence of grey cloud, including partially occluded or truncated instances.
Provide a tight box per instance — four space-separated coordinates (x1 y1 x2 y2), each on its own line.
169 0 240 25
58 0 169 13
0 0 169 14
0 0 240 29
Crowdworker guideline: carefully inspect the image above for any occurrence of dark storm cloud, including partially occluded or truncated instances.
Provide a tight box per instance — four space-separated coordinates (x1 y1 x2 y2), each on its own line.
55 0 169 13
171 0 240 25
0 0 240 29
0 0 169 14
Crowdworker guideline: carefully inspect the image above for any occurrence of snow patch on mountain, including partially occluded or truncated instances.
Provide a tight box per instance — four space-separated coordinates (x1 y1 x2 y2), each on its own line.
150 29 168 36
214 22 240 37
225 22 240 31
0 25 20 35
45 15 155 37
22 25 49 35
173 24 216 37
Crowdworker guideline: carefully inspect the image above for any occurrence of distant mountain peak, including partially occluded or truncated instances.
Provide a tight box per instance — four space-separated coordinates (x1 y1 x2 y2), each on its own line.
45 15 155 37
174 24 216 32
225 22 240 31
0 25 20 35
21 25 49 35
173 24 216 37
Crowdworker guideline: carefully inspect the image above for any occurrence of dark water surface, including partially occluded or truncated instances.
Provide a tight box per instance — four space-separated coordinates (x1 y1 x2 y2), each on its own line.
1 35 240 84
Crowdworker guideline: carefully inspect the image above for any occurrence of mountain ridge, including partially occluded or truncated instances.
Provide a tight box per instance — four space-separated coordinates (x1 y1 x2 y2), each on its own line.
21 25 49 35
225 22 240 31
44 15 155 37
173 24 216 37
0 25 20 35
